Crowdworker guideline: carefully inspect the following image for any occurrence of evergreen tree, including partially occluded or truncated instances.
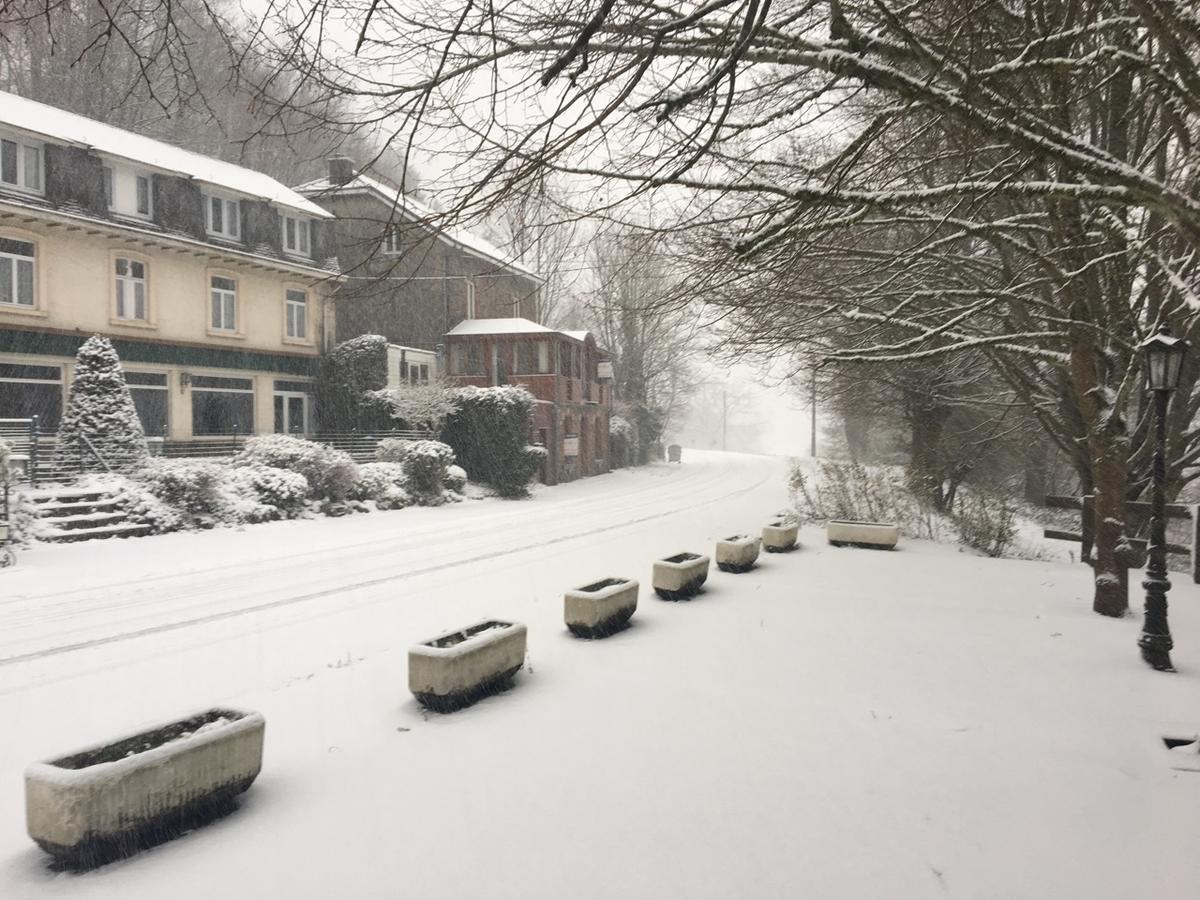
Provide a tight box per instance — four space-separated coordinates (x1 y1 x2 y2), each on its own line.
55 336 148 473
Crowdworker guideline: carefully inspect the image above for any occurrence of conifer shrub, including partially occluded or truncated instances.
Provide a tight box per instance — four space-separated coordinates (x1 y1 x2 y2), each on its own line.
440 386 542 497
316 335 392 431
609 416 635 468
54 336 148 473
402 440 457 503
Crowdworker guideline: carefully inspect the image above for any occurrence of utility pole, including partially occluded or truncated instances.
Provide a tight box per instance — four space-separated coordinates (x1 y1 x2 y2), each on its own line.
809 365 817 457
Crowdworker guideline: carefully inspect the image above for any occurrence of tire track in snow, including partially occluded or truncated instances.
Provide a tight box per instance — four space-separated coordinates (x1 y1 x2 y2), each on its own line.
0 462 774 667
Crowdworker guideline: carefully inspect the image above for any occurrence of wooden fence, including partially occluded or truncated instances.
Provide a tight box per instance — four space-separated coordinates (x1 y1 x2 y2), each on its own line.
1042 494 1200 583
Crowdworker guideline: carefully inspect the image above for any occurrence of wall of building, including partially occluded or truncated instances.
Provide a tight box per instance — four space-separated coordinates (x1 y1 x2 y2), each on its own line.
311 193 540 350
0 213 334 439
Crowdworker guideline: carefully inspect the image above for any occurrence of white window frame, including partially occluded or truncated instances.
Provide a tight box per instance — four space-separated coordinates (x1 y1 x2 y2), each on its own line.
0 133 43 195
102 162 154 220
382 226 401 255
114 256 149 321
285 288 308 340
210 274 238 332
466 278 477 319
0 236 37 308
203 192 241 240
282 214 312 257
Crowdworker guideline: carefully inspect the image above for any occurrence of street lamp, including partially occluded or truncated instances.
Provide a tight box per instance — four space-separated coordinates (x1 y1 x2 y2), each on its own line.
1138 322 1189 672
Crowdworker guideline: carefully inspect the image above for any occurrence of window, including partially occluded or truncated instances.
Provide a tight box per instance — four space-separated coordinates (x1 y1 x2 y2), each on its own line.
282 215 312 257
466 279 477 319
103 163 153 219
125 371 168 436
191 375 254 435
515 340 551 375
0 136 43 193
210 275 237 332
114 257 148 321
382 227 401 255
285 288 308 340
450 342 484 375
203 193 241 240
0 237 35 308
0 362 62 428
273 381 313 435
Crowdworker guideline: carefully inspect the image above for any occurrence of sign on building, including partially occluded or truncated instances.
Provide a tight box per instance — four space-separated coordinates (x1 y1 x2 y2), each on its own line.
563 434 580 457
597 361 614 380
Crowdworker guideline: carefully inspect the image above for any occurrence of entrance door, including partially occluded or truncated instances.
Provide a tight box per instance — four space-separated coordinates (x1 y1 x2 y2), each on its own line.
274 392 309 435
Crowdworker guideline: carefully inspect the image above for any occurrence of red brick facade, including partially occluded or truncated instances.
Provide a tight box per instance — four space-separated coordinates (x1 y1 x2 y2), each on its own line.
444 322 613 485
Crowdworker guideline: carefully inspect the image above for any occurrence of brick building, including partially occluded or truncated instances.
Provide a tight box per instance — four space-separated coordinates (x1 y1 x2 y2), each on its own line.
297 160 542 353
444 318 613 484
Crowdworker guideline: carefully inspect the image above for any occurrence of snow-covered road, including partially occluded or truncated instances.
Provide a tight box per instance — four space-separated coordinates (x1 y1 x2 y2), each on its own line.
1 451 1198 898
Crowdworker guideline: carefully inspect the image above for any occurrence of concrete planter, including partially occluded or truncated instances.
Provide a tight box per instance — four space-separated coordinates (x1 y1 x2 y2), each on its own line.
565 577 638 638
762 520 799 553
653 552 710 600
826 520 900 549
409 619 527 711
716 535 761 573
25 708 264 868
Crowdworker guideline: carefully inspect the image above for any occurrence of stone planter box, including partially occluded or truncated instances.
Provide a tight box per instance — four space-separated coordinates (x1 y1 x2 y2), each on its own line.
762 520 799 553
409 619 527 711
653 552 710 600
826 520 900 549
25 708 264 868
565 577 638 638
716 535 760 573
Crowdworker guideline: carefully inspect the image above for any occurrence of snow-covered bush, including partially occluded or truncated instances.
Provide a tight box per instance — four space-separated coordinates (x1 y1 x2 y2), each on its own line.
223 465 309 522
444 464 467 494
790 460 951 541
951 493 1018 558
316 334 391 431
232 435 359 501
352 462 411 510
54 336 149 473
78 473 183 534
403 440 456 503
5 488 47 545
609 416 635 468
138 459 229 523
375 438 414 464
375 378 459 433
441 386 541 497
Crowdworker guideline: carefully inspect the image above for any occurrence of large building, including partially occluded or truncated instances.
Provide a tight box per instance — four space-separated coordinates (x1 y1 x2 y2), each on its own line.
297 159 542 354
0 91 340 441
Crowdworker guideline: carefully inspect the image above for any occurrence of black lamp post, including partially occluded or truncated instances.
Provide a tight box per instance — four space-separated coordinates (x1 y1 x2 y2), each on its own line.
1138 322 1188 672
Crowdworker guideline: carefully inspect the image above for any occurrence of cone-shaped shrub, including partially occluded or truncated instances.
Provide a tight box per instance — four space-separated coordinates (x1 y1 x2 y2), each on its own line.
55 336 148 473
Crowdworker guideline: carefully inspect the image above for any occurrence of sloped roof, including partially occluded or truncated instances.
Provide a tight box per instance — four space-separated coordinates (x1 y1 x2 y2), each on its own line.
0 91 329 218
297 173 539 279
446 317 556 336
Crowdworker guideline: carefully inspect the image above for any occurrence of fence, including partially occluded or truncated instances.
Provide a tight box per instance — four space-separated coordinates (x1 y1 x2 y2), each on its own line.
1042 494 1200 584
1 420 433 485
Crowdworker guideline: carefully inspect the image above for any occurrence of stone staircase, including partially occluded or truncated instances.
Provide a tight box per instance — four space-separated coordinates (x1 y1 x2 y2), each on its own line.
29 487 152 544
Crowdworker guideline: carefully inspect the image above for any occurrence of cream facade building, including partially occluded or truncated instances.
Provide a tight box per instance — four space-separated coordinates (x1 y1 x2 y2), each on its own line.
0 92 340 442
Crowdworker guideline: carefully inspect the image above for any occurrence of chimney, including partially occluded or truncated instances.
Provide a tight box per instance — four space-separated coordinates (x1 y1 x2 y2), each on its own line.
327 157 355 186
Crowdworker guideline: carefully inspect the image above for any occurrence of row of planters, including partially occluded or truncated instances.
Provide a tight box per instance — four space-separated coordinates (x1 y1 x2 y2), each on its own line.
23 514 898 869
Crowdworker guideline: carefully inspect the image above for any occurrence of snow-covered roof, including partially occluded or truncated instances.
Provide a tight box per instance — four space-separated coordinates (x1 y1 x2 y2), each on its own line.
297 173 539 279
446 317 556 336
562 331 592 343
0 91 330 219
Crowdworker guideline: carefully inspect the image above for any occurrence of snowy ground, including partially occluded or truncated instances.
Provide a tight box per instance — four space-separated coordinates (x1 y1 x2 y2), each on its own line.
1 450 1198 898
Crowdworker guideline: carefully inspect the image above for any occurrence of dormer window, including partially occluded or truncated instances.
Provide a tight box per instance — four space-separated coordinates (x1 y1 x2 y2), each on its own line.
202 192 240 240
102 163 153 219
282 214 312 257
0 135 43 194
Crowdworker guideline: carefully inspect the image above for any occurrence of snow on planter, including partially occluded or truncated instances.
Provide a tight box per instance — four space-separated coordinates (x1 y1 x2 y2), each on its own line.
716 535 761 573
409 619 527 712
826 520 900 550
564 577 638 638
762 520 799 553
25 708 264 868
652 552 710 600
